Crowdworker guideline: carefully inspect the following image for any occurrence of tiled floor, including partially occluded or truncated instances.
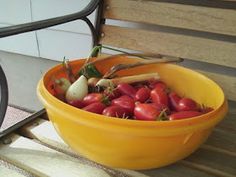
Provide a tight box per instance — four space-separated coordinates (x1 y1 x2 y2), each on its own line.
0 106 32 130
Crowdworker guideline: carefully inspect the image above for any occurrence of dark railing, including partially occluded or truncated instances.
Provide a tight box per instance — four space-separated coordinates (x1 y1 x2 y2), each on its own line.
0 0 101 45
0 66 8 127
0 0 102 132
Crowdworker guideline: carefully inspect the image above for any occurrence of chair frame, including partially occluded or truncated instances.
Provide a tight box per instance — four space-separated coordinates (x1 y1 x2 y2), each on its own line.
0 0 103 137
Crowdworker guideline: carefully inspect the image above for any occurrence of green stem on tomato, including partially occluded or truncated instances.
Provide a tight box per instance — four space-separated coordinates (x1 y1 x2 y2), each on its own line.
157 109 169 121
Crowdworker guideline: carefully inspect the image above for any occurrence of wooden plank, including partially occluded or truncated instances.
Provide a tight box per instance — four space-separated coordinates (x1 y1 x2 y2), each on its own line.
0 132 147 177
205 129 236 154
0 165 26 177
104 0 236 36
180 160 235 177
200 98 233 154
216 101 236 132
197 70 236 101
19 119 71 152
184 148 236 177
19 115 236 177
0 134 117 177
100 25 236 68
199 99 236 154
139 163 214 177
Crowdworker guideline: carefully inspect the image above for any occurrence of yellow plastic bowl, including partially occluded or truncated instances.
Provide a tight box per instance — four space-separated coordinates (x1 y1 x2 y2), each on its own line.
37 56 228 170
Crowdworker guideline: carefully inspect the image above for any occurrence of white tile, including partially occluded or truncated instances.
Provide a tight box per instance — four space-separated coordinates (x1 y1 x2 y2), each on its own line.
0 24 39 57
37 29 92 61
0 0 31 24
31 0 96 34
0 50 60 111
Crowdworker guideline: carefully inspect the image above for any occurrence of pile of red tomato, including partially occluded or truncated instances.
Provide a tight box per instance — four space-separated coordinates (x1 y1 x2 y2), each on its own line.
66 80 213 121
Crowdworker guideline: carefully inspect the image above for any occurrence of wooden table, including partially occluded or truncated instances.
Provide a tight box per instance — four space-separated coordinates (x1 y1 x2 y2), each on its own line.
0 101 235 177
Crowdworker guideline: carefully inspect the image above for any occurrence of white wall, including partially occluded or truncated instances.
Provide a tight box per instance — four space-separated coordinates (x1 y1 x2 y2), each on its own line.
0 0 94 61
0 0 97 111
0 50 60 111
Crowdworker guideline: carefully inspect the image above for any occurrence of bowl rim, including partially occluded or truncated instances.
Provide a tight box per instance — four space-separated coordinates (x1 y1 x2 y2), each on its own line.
37 58 228 130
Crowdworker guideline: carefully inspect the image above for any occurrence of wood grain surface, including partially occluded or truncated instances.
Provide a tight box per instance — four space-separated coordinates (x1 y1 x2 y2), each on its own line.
104 0 236 36
100 25 236 68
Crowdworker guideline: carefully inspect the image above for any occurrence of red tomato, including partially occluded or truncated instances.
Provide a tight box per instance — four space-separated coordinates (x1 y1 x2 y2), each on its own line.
132 81 148 90
149 80 167 91
150 88 169 106
151 103 170 115
135 87 150 103
82 93 103 106
154 82 168 92
111 95 135 116
116 83 136 98
102 106 129 118
103 88 121 100
177 98 198 111
169 92 181 111
169 111 202 120
148 80 159 89
82 102 106 114
68 99 84 108
134 103 161 121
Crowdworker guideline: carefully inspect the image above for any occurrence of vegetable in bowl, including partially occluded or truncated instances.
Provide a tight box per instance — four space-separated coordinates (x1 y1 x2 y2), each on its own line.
50 47 213 121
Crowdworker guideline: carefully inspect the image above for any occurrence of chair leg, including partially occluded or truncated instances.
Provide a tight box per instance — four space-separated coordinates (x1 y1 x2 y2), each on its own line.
0 65 8 127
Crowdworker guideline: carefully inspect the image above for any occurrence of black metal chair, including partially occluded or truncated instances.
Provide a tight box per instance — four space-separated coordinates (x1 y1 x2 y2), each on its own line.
0 0 102 134
0 65 8 127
